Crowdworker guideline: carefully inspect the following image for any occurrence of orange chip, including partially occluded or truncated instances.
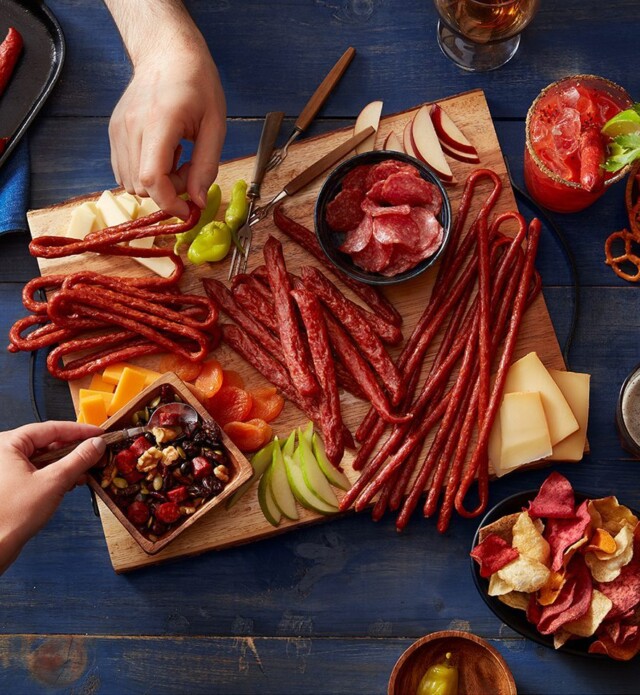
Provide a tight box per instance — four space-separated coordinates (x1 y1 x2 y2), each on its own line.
248 386 285 423
206 386 253 426
538 569 567 606
194 359 224 399
158 353 203 383
224 418 273 452
584 528 617 555
222 369 245 389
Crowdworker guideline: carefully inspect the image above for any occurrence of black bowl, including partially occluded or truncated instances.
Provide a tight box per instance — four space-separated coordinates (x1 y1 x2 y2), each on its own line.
471 490 640 659
314 150 452 286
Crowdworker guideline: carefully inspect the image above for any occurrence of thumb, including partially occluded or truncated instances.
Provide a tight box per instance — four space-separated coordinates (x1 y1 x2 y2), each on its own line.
44 437 107 491
187 117 224 208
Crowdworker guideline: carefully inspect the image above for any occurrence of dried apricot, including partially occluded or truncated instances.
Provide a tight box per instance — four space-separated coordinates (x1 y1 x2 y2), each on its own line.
222 369 245 389
224 418 273 452
159 353 203 382
206 385 253 426
194 359 224 399
248 386 285 422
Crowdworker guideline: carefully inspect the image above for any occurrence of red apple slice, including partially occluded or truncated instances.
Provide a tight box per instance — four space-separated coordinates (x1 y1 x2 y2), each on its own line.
354 101 383 154
411 105 454 183
431 103 478 156
441 140 481 164
383 130 404 153
403 121 418 158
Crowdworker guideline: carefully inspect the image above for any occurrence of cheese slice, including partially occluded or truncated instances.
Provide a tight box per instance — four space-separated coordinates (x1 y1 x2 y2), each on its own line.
116 192 139 219
96 190 131 227
107 367 147 416
495 391 552 477
547 369 590 461
66 202 99 239
137 196 161 217
89 373 115 393
79 393 108 426
102 362 161 387
79 388 114 412
503 352 578 446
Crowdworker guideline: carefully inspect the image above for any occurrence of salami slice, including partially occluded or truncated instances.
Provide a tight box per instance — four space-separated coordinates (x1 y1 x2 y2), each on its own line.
372 214 419 247
361 198 412 218
410 208 444 255
326 188 365 232
351 238 393 272
339 213 374 254
381 172 442 212
365 161 419 190
342 164 373 194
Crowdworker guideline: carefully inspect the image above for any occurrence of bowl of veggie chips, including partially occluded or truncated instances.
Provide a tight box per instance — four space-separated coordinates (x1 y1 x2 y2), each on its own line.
470 472 640 660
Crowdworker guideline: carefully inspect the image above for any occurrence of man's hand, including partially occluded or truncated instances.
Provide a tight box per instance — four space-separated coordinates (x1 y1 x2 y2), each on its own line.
0 422 106 574
105 1 226 219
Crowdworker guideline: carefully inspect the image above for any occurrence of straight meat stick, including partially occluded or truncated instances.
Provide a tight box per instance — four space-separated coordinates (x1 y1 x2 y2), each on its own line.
291 287 345 465
454 218 542 519
477 213 491 427
263 236 319 398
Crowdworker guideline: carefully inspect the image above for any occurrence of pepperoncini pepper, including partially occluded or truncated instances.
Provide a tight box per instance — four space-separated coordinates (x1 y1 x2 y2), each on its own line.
174 183 221 253
416 653 458 695
224 179 248 251
187 220 232 265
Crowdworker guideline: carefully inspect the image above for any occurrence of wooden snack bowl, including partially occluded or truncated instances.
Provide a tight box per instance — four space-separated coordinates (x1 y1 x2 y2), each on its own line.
87 372 254 555
388 630 517 695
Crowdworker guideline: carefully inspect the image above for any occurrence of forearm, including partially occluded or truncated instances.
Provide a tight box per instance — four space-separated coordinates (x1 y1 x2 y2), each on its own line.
104 0 207 67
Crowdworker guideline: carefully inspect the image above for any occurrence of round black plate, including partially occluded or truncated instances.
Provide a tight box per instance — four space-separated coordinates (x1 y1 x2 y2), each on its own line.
471 490 639 659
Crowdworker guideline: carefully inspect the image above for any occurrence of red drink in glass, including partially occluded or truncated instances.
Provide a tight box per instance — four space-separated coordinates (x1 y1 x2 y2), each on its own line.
524 75 632 213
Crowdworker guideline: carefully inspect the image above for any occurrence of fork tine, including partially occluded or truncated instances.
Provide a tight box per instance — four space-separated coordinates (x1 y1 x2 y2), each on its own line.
239 235 252 275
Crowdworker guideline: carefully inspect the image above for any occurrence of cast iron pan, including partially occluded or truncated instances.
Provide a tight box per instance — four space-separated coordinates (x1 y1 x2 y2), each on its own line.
0 0 65 169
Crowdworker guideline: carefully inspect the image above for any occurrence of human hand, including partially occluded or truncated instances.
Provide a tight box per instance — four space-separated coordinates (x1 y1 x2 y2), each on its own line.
0 421 106 574
109 40 226 219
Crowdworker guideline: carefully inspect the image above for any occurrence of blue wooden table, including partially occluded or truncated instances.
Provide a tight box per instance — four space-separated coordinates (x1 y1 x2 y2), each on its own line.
1 1 640 692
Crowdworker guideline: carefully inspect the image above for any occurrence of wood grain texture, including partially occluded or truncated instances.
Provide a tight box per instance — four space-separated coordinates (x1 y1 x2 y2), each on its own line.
26 90 567 572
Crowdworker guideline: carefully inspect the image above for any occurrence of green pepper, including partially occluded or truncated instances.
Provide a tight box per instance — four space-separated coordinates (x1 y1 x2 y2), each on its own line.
174 183 222 253
187 220 232 265
224 179 249 252
416 653 458 695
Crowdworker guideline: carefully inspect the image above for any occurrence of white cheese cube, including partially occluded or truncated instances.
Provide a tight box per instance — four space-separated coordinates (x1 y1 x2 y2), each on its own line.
96 190 131 227
66 202 99 239
116 192 139 219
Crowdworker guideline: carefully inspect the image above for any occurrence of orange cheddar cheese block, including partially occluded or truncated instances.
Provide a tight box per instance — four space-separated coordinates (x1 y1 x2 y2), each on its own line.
80 394 108 426
107 367 148 416
102 362 161 388
89 373 115 393
79 388 114 412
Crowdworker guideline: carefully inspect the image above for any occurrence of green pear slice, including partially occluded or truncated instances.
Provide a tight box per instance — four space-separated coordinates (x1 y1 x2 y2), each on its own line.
269 445 299 520
226 438 277 509
257 462 281 527
297 436 339 507
312 434 351 491
284 452 338 515
281 429 296 457
298 421 314 449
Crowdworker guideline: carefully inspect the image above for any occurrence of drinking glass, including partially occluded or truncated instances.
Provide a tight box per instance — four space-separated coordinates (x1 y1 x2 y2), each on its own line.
433 0 540 72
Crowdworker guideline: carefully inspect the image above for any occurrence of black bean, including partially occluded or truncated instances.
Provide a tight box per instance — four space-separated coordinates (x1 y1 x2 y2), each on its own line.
180 460 192 476
148 491 167 502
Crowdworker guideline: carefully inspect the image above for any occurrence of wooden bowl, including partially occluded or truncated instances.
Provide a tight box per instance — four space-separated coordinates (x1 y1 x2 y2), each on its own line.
388 630 517 695
87 372 254 555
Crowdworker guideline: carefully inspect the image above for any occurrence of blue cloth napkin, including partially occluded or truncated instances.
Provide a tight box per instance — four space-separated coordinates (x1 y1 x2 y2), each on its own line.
0 138 29 235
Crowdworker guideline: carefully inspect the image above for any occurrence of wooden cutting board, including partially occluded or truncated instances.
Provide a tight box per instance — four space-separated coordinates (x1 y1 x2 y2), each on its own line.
27 89 566 573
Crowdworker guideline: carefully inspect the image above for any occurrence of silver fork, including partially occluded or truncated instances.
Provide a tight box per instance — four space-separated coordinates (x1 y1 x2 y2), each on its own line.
228 111 284 279
266 46 355 172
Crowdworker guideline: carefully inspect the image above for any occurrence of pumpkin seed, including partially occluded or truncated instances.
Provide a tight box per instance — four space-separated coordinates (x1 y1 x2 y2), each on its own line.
113 477 128 489
152 475 163 491
149 395 162 408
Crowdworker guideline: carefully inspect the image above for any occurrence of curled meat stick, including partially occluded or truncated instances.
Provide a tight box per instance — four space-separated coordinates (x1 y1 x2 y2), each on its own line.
477 213 491 427
301 265 404 405
263 236 319 398
273 204 402 328
291 287 345 465
324 311 410 425
355 169 502 442
8 313 104 352
454 218 542 519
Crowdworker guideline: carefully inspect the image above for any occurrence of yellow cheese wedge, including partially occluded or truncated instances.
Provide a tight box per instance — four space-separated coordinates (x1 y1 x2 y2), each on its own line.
547 369 590 461
89 373 115 393
80 393 108 426
107 367 147 416
116 192 139 219
77 411 86 424
96 190 131 227
66 202 99 239
102 362 161 387
494 391 552 477
503 352 578 446
79 388 114 412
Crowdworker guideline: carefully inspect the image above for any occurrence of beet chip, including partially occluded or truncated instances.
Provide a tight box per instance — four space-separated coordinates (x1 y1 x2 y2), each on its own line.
536 556 593 635
325 188 365 232
471 533 519 579
589 622 640 661
596 549 640 620
528 471 576 519
546 499 592 571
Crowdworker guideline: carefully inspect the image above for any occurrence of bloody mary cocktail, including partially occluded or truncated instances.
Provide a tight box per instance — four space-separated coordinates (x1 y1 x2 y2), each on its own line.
524 75 632 213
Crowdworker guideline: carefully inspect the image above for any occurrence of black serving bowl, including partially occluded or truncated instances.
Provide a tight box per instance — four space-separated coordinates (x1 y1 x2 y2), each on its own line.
471 490 640 659
314 150 452 286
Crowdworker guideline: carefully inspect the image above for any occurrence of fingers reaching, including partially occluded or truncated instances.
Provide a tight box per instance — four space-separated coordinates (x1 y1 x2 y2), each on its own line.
43 437 106 490
9 421 103 457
